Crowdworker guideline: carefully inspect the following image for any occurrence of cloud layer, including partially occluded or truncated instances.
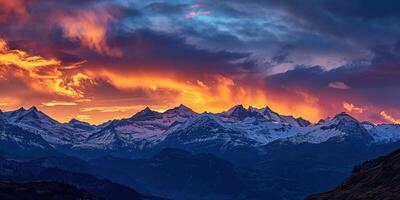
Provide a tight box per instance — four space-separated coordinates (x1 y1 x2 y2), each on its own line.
0 0 399 124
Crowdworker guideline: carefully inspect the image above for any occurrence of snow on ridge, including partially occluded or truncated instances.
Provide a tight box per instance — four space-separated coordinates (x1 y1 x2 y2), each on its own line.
2 106 400 151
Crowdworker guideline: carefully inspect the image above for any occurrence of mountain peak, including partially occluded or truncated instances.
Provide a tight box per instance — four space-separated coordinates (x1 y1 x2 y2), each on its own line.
143 106 152 112
223 104 264 120
168 104 193 112
136 107 155 115
16 107 27 112
28 106 38 112
226 104 246 115
68 118 81 124
178 104 189 109
333 112 358 122
164 104 197 118
68 118 90 125
129 106 160 121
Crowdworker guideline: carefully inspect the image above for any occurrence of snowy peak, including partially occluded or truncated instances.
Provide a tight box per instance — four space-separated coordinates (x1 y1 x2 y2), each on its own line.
226 104 247 115
316 112 372 142
332 112 359 123
5 106 58 125
5 107 26 122
370 124 400 143
129 107 161 121
28 106 38 112
164 104 197 117
249 105 310 127
296 117 311 127
223 104 262 120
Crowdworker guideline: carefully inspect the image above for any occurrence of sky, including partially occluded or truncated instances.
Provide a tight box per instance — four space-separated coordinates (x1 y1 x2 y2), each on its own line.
0 0 399 124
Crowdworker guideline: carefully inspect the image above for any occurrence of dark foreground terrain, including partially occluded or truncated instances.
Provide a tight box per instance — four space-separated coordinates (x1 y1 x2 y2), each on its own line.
307 149 400 200
0 181 96 200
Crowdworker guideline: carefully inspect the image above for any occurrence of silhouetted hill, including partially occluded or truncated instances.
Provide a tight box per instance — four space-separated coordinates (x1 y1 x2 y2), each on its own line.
0 181 96 200
90 148 244 200
307 149 400 200
0 157 143 200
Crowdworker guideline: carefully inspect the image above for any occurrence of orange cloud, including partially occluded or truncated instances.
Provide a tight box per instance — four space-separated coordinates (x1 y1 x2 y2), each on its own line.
83 70 323 122
59 9 121 56
42 101 78 107
0 38 93 98
81 105 168 114
0 97 22 110
380 111 400 124
76 115 91 121
343 102 365 113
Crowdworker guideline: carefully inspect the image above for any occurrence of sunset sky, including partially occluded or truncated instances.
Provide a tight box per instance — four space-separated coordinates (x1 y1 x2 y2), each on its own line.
0 0 400 124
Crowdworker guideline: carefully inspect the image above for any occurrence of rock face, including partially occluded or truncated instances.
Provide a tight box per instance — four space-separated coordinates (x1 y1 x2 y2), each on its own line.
306 149 400 200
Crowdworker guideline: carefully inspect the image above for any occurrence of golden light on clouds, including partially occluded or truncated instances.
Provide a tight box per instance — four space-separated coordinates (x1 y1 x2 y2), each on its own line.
42 101 78 107
76 115 91 121
380 111 400 124
0 38 93 99
343 102 365 113
0 36 327 124
83 70 323 122
59 10 121 56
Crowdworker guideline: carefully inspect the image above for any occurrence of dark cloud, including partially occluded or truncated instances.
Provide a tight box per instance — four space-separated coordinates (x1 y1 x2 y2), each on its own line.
265 41 400 121
80 29 259 78
145 2 188 14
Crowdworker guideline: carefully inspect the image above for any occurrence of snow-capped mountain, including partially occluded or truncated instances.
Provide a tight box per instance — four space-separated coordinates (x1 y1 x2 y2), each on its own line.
249 106 311 127
0 105 399 159
219 105 265 121
3 107 92 146
370 124 400 143
0 109 56 157
161 113 254 150
281 112 373 144
75 104 198 150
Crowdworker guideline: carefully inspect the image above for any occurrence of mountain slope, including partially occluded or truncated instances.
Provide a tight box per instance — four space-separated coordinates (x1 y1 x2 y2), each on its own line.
0 181 97 200
0 157 144 200
75 105 198 151
90 148 245 200
249 105 311 127
281 112 372 145
0 110 57 158
4 107 92 145
307 149 400 200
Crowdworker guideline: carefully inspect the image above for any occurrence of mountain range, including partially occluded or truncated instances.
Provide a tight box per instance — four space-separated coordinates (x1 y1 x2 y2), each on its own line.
0 104 399 199
1 104 399 159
